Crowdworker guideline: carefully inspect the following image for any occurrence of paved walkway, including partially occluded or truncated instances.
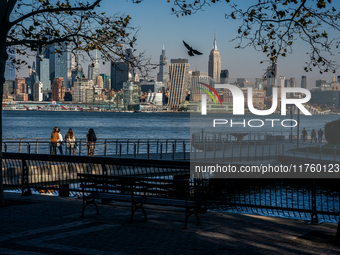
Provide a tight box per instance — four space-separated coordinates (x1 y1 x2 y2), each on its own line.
1 192 340 255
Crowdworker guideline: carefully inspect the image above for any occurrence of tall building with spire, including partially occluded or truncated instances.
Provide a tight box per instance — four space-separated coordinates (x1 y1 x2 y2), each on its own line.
158 45 168 83
208 34 221 82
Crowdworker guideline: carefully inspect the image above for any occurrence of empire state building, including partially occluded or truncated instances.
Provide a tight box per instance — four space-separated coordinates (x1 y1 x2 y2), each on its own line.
208 34 221 82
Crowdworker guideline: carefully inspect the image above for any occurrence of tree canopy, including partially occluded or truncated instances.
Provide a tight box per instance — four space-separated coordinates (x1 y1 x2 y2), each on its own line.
0 0 152 206
169 0 340 74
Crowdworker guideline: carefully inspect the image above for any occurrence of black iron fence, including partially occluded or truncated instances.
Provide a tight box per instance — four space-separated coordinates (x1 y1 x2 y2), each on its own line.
2 153 190 197
2 139 191 160
205 178 340 223
2 152 340 223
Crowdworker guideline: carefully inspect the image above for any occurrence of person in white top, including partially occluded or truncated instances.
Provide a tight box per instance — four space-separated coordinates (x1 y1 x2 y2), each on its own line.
57 128 63 155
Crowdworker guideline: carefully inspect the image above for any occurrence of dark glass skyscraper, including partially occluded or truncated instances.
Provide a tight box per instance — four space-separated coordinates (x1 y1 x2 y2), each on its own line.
111 63 129 91
48 43 68 89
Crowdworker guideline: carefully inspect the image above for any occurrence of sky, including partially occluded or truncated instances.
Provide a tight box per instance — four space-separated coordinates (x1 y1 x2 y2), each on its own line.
16 0 340 89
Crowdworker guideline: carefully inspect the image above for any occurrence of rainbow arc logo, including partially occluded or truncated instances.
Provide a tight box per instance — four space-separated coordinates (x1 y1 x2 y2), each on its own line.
197 82 222 106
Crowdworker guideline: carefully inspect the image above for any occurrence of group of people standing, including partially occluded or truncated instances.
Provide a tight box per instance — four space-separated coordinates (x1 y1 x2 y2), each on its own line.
50 127 97 156
302 128 324 143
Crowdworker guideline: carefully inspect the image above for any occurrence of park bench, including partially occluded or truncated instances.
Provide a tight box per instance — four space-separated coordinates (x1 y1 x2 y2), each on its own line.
78 173 200 228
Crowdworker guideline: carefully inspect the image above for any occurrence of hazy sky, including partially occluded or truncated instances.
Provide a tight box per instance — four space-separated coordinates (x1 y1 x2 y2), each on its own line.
16 0 340 89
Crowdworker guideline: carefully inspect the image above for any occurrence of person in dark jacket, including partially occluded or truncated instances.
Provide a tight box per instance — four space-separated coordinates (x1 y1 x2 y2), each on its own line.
311 129 317 143
302 128 307 142
86 128 97 156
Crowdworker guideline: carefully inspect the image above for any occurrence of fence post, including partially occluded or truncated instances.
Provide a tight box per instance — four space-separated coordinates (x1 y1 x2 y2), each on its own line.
231 142 234 163
172 143 175 160
79 140 82 156
104 139 107 157
21 159 31 196
310 179 319 224
127 139 129 155
254 142 257 160
119 143 122 158
147 142 150 159
19 139 22 153
160 143 163 160
27 143 30 154
183 141 186 161
134 143 137 159
239 142 242 162
247 142 250 162
36 139 38 154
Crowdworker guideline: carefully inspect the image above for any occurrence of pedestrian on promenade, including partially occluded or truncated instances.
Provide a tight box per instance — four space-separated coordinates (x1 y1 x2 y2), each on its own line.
57 128 63 154
86 128 97 156
311 129 317 143
302 128 307 142
65 128 77 155
50 127 58 154
318 128 324 143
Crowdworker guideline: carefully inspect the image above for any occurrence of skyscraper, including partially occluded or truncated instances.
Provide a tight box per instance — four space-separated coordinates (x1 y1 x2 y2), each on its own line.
266 62 277 97
158 45 169 83
168 59 190 109
48 43 68 90
301 75 307 89
111 62 129 91
208 34 221 82
111 49 136 91
5 46 16 81
51 78 65 101
88 60 100 80
220 69 229 84
36 54 51 92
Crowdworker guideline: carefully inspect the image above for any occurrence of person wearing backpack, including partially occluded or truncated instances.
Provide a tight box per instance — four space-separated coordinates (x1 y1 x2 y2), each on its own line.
86 128 97 156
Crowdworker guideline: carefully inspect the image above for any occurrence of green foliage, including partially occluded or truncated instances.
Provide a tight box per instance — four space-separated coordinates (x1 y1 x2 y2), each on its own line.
324 118 340 144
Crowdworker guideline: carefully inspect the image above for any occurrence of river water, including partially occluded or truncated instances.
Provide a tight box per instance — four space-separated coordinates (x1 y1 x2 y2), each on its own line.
3 110 340 139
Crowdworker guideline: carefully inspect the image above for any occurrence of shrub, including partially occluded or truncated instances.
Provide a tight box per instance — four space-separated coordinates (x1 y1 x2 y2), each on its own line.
324 118 340 144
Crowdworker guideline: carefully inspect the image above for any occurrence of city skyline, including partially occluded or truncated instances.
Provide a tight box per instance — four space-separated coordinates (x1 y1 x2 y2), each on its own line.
14 1 340 89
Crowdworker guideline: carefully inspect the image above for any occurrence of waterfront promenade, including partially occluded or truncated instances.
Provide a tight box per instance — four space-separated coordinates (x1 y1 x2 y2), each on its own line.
1 192 340 255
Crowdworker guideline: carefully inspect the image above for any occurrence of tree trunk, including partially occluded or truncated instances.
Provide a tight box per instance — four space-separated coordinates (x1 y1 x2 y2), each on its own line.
0 25 7 206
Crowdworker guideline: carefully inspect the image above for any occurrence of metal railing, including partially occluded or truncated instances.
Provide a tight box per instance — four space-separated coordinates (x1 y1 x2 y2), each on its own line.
205 178 340 223
2 138 191 160
192 131 296 142
191 141 285 162
290 144 340 161
2 152 190 197
2 152 340 223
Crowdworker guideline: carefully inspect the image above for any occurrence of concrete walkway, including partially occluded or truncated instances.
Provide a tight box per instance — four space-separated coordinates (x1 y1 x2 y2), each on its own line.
1 192 340 254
